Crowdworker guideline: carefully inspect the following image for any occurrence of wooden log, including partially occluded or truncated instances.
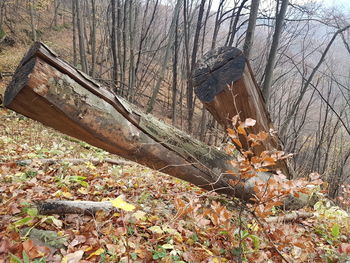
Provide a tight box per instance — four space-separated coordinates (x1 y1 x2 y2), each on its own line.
4 42 271 201
193 47 290 177
35 200 117 215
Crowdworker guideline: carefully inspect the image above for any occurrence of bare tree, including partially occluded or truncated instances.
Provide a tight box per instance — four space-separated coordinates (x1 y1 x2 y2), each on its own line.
75 0 88 73
90 0 96 77
146 0 182 113
187 0 206 132
262 0 289 102
243 0 260 58
29 0 37 41
111 0 118 90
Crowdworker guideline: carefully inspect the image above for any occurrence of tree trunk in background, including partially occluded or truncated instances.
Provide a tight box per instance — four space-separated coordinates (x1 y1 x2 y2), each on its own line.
172 16 179 126
211 0 224 49
146 0 182 113
116 0 122 92
193 47 290 177
187 0 206 133
75 0 88 73
199 106 207 141
72 0 77 66
127 0 136 100
111 0 118 91
29 0 37 41
82 1 90 55
201 0 212 55
261 0 288 103
121 1 127 91
53 0 59 28
0 1 5 30
90 0 96 77
243 0 260 58
227 0 248 47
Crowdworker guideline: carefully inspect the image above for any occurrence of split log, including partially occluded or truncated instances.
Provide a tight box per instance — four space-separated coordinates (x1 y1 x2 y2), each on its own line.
35 200 117 215
4 42 270 201
193 47 290 177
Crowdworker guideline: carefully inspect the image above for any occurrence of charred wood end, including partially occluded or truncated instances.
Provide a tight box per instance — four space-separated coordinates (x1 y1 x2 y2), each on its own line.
193 46 246 103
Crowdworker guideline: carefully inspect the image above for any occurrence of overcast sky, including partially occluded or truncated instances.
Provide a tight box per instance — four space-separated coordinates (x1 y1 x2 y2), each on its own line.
211 0 350 12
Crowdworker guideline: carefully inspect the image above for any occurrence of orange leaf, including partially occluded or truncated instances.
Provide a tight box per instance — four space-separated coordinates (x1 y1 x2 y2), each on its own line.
227 128 237 137
262 156 276 167
233 138 242 149
237 124 247 136
241 172 256 179
256 131 268 141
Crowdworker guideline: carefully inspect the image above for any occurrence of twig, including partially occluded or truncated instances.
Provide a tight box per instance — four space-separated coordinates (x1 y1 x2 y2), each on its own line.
265 211 313 223
0 158 134 167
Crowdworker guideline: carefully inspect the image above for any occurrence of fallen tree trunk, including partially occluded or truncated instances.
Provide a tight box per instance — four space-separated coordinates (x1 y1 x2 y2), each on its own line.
193 47 290 177
4 42 270 201
4 43 311 209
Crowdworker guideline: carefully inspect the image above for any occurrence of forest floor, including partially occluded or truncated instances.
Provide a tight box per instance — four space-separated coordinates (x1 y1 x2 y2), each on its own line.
0 9 350 263
0 107 350 263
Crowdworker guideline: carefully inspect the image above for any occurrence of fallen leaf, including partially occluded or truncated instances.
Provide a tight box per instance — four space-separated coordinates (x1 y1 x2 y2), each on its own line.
110 196 135 212
86 248 105 260
133 210 146 221
148 226 163 234
65 250 84 263
339 243 350 254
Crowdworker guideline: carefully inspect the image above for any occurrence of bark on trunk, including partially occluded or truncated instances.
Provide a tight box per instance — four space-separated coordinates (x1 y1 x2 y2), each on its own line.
4 42 271 201
193 47 290 177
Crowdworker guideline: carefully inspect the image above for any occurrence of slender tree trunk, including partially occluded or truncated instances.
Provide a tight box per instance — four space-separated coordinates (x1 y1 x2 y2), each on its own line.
243 0 260 58
121 0 127 91
227 0 248 47
172 16 179 126
90 0 96 77
75 0 88 73
53 0 59 28
82 1 90 55
199 106 207 141
201 0 212 55
72 0 77 66
0 1 5 31
0 1 5 30
146 0 182 113
261 0 289 103
116 0 122 91
127 0 136 100
187 0 206 132
111 0 118 91
29 0 37 41
211 0 224 49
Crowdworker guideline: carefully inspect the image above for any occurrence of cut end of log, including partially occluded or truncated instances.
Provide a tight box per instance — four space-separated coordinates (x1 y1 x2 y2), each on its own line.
193 46 246 103
4 58 36 107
